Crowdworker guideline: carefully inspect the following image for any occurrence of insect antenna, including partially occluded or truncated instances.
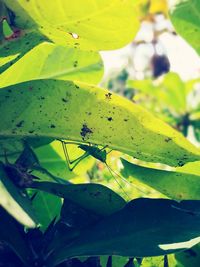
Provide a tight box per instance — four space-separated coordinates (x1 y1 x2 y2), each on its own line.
105 162 146 196
105 162 131 200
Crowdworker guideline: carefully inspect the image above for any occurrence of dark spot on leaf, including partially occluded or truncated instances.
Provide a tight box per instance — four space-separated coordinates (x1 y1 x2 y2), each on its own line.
124 119 128 122
165 137 172 142
62 98 68 103
93 191 101 197
80 124 93 140
178 160 184 167
50 124 56 128
74 60 78 67
107 117 113 121
75 85 79 89
16 120 24 128
105 92 112 100
28 130 34 134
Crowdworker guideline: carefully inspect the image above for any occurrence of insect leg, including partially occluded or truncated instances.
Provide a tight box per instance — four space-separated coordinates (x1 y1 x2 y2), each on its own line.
61 141 89 171
69 152 90 171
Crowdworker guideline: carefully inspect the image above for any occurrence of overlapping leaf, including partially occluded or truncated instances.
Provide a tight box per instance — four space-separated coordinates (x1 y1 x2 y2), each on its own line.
121 158 200 200
0 42 103 88
0 79 200 166
31 181 126 216
47 198 200 266
3 0 141 50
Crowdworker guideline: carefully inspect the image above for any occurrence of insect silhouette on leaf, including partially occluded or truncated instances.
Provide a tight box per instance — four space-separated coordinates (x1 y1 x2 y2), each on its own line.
61 140 145 199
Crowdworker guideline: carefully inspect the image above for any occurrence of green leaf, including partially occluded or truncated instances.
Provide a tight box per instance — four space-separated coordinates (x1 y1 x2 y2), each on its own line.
0 42 103 88
0 207 32 265
0 31 46 74
169 0 200 55
31 181 126 216
3 0 141 50
0 79 200 166
47 198 200 265
121 159 200 200
31 190 62 231
0 162 37 227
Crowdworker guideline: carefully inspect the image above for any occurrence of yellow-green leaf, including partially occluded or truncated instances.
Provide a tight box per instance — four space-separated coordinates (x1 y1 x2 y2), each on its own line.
0 80 200 166
3 0 141 51
121 158 200 200
0 42 103 88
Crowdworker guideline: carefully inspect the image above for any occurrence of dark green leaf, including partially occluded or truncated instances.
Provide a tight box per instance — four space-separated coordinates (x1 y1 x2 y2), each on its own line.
48 198 200 266
31 181 126 216
3 0 141 51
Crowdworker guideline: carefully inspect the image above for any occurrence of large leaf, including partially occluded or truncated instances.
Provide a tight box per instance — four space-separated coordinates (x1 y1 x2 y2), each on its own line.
0 79 200 166
169 0 200 55
3 0 141 50
0 163 37 227
0 42 103 88
47 198 200 266
31 181 126 216
121 159 200 200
